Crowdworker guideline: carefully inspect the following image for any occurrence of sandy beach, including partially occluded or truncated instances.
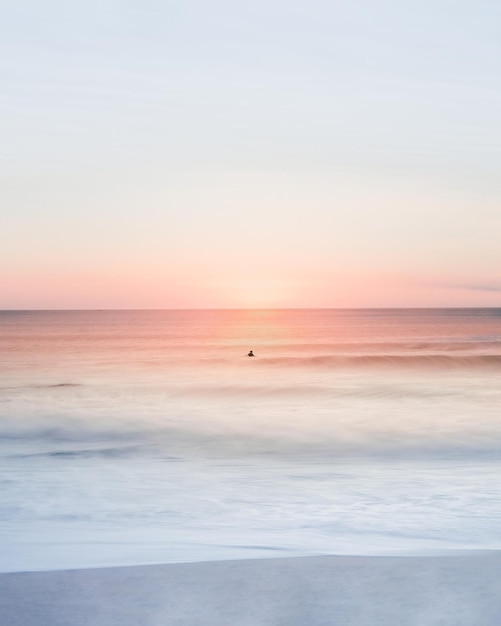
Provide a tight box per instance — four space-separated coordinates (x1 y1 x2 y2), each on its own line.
2 553 501 625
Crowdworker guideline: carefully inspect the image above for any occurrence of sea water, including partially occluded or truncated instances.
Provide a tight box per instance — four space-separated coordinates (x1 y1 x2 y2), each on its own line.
1 309 501 572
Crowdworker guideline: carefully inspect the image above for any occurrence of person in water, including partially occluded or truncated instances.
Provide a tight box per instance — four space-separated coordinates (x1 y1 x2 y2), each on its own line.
248 350 255 357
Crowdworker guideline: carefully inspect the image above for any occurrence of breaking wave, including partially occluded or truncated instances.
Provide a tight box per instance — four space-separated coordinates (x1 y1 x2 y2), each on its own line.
257 354 501 368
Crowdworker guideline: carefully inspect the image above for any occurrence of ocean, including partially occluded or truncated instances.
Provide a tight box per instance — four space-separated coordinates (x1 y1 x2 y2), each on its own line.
1 308 501 572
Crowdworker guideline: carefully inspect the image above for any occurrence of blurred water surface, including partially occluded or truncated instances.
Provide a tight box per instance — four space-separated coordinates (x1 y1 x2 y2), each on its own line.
1 308 501 571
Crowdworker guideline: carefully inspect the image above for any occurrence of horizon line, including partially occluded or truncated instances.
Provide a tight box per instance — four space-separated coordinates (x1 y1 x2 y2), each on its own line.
1 306 500 312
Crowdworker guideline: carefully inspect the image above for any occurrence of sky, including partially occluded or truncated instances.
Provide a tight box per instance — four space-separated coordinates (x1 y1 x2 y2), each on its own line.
2 0 501 308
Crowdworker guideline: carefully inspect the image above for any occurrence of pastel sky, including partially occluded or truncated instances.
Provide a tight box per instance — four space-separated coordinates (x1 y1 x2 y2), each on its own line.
2 0 501 308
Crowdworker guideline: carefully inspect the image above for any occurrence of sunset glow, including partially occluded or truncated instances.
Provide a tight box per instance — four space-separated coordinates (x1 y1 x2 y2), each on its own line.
3 5 501 622
2 2 501 309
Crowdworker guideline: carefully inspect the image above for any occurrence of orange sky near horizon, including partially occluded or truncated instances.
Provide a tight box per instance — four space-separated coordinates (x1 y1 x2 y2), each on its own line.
2 263 500 310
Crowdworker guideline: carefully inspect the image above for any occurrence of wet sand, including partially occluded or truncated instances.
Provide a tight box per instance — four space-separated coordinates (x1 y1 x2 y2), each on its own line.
1 552 501 625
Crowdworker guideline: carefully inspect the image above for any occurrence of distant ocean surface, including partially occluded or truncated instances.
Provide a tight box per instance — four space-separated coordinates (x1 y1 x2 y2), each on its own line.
1 309 501 572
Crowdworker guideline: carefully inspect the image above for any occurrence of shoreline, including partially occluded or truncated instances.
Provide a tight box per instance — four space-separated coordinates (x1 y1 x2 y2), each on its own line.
2 552 501 625
2 547 500 575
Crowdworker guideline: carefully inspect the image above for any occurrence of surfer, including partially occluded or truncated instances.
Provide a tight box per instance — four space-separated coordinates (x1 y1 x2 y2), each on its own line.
248 350 255 357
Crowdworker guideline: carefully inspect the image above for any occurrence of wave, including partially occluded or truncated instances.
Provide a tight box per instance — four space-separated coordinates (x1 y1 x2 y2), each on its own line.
43 383 81 388
5 424 501 462
253 340 501 353
9 444 147 460
257 354 501 369
0 383 81 392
